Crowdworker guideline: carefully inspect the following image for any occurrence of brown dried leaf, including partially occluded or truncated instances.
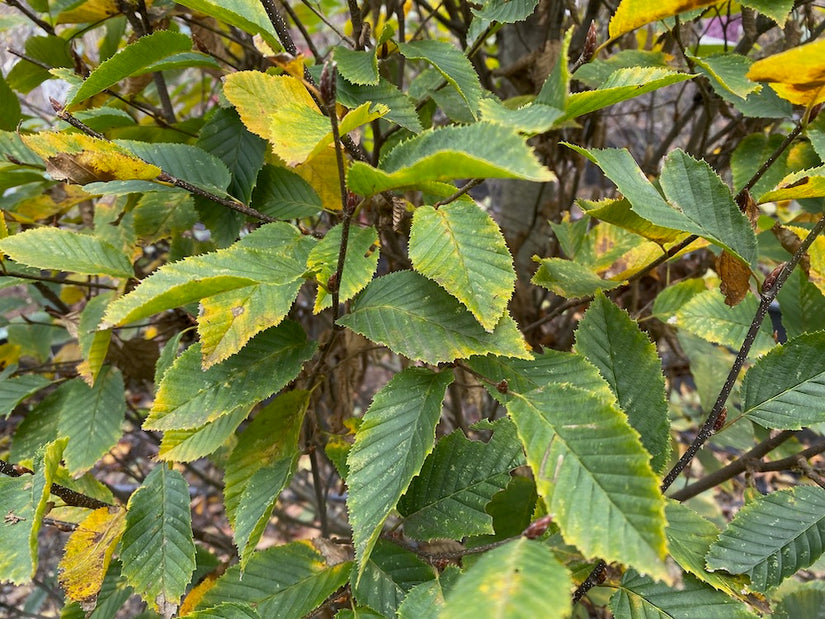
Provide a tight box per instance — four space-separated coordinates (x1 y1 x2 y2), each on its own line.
717 251 752 307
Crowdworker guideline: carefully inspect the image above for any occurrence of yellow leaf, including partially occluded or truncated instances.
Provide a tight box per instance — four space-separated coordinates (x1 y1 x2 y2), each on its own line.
58 506 126 604
222 71 319 141
178 571 220 616
609 0 722 39
747 39 825 106
21 132 160 184
12 184 91 223
57 0 119 23
294 147 344 211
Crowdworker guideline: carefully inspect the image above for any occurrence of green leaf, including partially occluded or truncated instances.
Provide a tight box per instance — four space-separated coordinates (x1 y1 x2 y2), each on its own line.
410 201 515 330
77 292 113 385
0 228 133 278
334 47 379 85
609 570 755 619
146 322 316 431
771 582 825 619
777 269 825 340
58 367 125 475
68 31 193 107
0 374 51 418
185 602 261 619
347 368 453 575
159 0 280 49
441 538 572 619
740 0 794 24
690 53 761 99
536 28 571 110
157 406 249 462
398 569 458 619
398 40 482 118
197 107 266 205
9 385 67 463
674 290 775 356
397 418 524 540
348 123 554 196
740 332 825 429
760 166 825 203
338 271 530 364
307 224 379 312
706 487 825 591
478 98 564 134
141 51 222 73
507 384 668 580
353 540 436 617
197 541 351 617
731 133 789 201
251 165 323 219
120 465 196 612
472 0 539 23
337 77 423 133
531 257 622 298
0 73 21 131
564 67 692 120
574 293 671 472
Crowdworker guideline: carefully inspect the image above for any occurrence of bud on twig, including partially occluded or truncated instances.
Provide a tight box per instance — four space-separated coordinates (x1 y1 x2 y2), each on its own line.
582 21 598 64
762 262 786 294
320 60 337 108
712 407 727 433
345 191 359 215
523 515 553 539
496 379 509 394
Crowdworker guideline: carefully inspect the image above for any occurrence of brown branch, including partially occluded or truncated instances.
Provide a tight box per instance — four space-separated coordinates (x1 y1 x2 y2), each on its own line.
0 458 113 510
5 0 55 35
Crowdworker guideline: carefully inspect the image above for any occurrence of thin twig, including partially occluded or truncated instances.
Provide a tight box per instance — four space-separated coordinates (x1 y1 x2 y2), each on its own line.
0 458 113 509
0 271 118 289
5 0 55 35
309 448 330 536
433 178 484 208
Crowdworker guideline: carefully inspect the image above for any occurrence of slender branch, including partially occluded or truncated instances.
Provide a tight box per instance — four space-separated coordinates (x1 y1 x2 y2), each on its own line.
794 454 825 490
278 0 321 59
740 122 805 197
0 271 117 289
309 448 330 537
347 0 364 49
433 178 484 208
135 0 177 123
0 458 113 510
5 0 55 35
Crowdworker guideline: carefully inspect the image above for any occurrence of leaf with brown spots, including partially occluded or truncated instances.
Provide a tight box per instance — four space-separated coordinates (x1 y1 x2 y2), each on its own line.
717 251 752 307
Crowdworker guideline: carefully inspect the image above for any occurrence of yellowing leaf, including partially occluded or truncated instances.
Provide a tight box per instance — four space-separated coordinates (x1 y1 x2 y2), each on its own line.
747 39 825 106
21 132 160 184
222 72 318 141
294 147 343 211
58 506 126 603
57 0 119 23
609 0 721 39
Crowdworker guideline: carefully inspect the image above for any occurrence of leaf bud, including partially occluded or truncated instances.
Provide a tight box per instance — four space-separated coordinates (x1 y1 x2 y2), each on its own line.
320 60 337 108
582 21 598 64
712 407 727 433
327 272 339 293
761 262 786 294
523 515 553 539
346 191 359 215
496 379 508 394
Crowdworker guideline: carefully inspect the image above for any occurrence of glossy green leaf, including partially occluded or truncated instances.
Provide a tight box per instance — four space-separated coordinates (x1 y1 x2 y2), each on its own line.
157 406 249 462
690 53 760 99
741 0 794 24
121 465 196 613
532 257 622 298
397 418 524 540
410 201 515 330
165 0 279 49
347 368 453 575
741 332 825 429
706 486 825 591
197 541 351 617
398 40 482 117
197 107 266 205
334 47 379 85
0 227 133 278
68 31 193 107
251 165 323 219
441 538 572 619
508 384 668 580
146 322 315 431
307 224 379 312
609 570 755 619
348 123 554 196
337 271 530 364
58 367 125 475
574 293 671 472
337 77 423 133
472 0 539 23
0 374 51 418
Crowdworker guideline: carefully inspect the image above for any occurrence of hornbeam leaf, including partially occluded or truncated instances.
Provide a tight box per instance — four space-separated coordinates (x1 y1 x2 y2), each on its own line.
441 538 572 619
609 0 720 38
157 406 249 462
472 0 539 23
574 293 671 472
507 384 669 580
0 374 51 418
0 228 133 278
337 271 530 364
347 368 453 575
479 98 564 134
746 39 825 106
577 197 683 245
689 53 761 100
532 257 621 298
197 541 351 617
759 167 825 203
397 418 524 540
706 486 825 591
741 332 825 429
77 291 113 386
252 165 323 219
120 466 196 613
398 40 482 117
347 123 554 196
334 46 379 85
337 76 423 133
740 0 794 24
410 201 515 330
146 323 315 431
185 603 260 619
68 30 193 107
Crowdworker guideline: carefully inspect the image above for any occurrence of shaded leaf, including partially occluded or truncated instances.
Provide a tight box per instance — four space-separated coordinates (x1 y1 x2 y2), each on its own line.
771 582 825 619
185 602 261 619
691 53 761 99
776 268 825 340
0 374 51 418
532 257 621 298
337 76 423 133
741 0 794 24
334 47 379 85
252 165 323 219
77 292 113 385
478 98 564 134
472 0 539 23
173 0 280 49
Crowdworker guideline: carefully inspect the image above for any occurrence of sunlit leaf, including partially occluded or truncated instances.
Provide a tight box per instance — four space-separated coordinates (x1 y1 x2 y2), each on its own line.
157 406 249 463
173 0 280 49
337 76 423 133
609 0 720 39
759 166 825 203
690 53 761 100
747 39 825 107
578 197 683 244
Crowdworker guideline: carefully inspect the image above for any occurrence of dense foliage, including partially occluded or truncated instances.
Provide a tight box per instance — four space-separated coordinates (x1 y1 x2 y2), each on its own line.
1 0 825 617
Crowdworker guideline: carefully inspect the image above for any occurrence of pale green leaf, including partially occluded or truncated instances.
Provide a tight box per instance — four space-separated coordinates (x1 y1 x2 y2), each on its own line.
740 0 794 24
141 51 221 73
347 368 453 574
609 570 756 618
185 602 260 619
252 165 323 219
706 487 825 591
334 47 379 85
121 465 196 611
173 0 280 49
531 257 621 298
0 374 50 418
146 323 315 431
398 569 458 619
397 418 524 540
9 384 69 463
478 98 564 134
348 123 554 196
157 406 249 462
741 332 825 429
691 53 760 99
0 228 133 278
58 367 125 475
508 384 669 580
77 291 113 386
410 201 515 330
441 538 572 619
68 31 193 107
197 541 351 617
398 40 482 117
472 0 539 23
337 271 530 364
337 77 423 133
307 224 379 312
574 49 670 88
574 293 671 472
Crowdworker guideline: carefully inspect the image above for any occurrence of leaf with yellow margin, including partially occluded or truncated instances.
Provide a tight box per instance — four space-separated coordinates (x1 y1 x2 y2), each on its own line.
747 39 825 107
21 132 160 185
58 506 126 604
609 0 721 39
294 147 343 211
57 0 119 24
